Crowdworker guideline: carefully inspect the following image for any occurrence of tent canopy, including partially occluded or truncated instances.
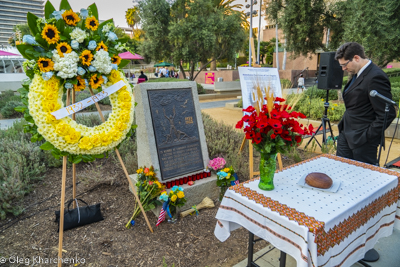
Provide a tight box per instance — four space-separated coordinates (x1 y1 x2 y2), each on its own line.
154 62 174 67
118 51 144 60
0 50 20 56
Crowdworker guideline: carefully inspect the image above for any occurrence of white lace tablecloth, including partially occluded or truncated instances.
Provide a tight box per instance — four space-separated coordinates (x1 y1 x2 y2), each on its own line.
214 155 400 267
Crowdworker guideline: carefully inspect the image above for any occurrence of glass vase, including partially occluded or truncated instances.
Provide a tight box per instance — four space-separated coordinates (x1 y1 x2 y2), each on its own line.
258 153 277 191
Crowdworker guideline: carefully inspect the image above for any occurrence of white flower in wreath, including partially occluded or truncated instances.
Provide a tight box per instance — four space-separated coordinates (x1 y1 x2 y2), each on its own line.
114 43 124 52
70 28 87 43
52 50 79 79
91 50 112 74
102 23 113 33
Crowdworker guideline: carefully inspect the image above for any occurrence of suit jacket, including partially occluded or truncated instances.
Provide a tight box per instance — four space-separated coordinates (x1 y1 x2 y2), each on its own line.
338 63 396 149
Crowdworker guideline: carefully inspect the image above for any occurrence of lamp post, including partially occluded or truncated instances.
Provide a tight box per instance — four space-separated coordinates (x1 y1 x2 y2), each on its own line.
256 0 262 64
246 1 258 67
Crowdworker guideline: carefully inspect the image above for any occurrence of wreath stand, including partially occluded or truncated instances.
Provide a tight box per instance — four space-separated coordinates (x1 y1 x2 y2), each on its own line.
57 88 153 267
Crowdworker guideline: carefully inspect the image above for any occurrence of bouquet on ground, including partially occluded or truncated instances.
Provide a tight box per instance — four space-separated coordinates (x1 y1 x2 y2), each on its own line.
126 166 164 228
156 186 187 225
207 157 226 172
216 166 238 200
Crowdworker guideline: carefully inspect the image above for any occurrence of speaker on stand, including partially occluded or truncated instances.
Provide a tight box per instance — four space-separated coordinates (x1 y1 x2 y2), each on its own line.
305 52 343 149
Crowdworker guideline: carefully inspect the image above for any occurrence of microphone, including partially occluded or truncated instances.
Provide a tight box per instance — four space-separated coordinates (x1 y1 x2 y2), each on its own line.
370 90 398 106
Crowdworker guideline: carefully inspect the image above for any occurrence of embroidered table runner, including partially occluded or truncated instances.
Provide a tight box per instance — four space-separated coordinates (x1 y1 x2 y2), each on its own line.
214 155 400 267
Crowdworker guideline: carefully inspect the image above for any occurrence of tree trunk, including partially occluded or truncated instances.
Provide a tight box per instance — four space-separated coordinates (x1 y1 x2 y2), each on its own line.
190 62 195 81
179 63 186 80
210 60 217 71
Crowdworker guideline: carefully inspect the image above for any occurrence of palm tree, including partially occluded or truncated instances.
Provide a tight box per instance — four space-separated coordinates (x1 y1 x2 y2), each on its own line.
125 7 141 29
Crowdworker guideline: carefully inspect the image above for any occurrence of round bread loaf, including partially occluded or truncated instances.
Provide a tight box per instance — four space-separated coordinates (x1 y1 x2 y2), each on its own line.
305 172 333 189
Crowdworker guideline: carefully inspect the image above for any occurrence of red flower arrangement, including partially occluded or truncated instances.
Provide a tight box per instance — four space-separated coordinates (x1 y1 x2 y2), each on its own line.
236 96 314 154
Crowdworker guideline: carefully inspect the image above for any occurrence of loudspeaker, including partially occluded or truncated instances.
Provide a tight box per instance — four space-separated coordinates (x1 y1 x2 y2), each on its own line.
317 52 344 90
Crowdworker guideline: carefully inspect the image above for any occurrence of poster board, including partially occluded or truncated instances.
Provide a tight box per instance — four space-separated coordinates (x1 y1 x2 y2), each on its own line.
238 67 282 110
205 72 215 84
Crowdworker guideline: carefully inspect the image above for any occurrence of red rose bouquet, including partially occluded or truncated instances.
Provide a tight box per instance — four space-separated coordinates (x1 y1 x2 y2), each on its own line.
236 92 314 191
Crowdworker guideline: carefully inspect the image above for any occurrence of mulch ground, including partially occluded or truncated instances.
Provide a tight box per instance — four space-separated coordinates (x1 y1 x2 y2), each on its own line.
0 150 317 267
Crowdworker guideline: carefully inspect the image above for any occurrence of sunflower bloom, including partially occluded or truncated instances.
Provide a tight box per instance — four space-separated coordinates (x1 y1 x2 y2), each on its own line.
85 16 99 31
96 41 108 52
80 50 93 66
41 24 60 44
56 42 72 57
90 74 104 89
37 57 54 72
62 10 80 26
111 55 121 65
74 76 86 91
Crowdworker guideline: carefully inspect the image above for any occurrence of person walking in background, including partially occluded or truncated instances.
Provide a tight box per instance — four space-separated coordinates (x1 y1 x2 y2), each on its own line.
297 74 305 93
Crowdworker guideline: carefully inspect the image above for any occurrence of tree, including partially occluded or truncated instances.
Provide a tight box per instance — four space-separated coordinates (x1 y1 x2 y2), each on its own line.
8 23 30 46
169 0 246 80
126 7 141 29
342 0 400 67
138 0 172 62
265 0 328 57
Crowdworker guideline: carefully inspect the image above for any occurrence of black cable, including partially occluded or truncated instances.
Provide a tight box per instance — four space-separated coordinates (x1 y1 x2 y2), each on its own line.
384 107 400 168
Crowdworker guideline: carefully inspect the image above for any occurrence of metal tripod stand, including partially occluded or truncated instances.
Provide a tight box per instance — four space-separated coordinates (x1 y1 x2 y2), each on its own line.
305 90 336 149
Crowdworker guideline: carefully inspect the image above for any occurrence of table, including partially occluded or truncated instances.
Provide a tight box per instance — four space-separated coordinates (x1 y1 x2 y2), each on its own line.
214 155 400 267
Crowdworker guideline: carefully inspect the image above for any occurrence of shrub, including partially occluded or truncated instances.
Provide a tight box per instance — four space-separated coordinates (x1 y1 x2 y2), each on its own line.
197 83 205 94
280 78 292 89
1 100 23 118
0 137 46 219
0 90 20 108
202 112 249 180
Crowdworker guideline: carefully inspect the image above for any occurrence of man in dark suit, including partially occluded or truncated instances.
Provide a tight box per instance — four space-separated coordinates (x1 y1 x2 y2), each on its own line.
335 42 396 165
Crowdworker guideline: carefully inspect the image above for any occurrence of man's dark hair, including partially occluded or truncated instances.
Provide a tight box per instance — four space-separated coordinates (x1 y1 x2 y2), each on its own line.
335 42 366 61
141 71 144 74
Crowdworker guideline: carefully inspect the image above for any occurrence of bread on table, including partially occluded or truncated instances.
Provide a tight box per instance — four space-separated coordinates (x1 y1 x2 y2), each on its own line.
305 172 333 189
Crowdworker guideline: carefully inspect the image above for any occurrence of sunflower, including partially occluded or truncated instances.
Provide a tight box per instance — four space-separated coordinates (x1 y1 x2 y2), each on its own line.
74 76 86 91
37 57 54 72
41 24 60 44
56 42 72 57
85 16 99 31
62 10 80 26
89 74 104 89
96 41 108 52
80 50 93 66
111 55 121 65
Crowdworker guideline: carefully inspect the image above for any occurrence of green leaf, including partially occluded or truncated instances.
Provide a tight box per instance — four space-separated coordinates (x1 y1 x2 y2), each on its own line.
94 154 104 159
117 37 129 44
60 0 72 11
16 44 35 60
17 87 29 95
45 1 56 19
56 19 65 33
35 33 48 48
24 113 34 123
27 12 40 36
26 69 35 80
31 133 38 143
119 59 130 69
73 156 82 164
88 3 98 20
14 106 27 113
40 141 55 150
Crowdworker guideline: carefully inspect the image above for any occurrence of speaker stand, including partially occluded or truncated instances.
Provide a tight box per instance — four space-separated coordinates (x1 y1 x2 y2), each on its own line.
305 90 336 149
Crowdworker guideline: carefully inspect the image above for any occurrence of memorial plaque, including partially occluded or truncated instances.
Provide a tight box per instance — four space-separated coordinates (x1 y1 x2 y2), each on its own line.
147 89 204 180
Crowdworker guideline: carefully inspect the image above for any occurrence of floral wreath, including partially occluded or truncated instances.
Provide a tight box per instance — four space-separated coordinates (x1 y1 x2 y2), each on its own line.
16 0 135 163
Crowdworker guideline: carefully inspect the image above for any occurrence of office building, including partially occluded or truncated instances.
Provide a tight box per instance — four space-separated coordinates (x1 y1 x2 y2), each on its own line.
0 0 44 47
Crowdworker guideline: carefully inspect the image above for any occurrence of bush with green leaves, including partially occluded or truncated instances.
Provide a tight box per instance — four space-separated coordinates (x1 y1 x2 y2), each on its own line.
0 137 46 219
1 100 23 118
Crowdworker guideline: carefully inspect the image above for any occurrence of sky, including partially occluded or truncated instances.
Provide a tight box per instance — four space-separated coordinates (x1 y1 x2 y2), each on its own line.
49 0 254 29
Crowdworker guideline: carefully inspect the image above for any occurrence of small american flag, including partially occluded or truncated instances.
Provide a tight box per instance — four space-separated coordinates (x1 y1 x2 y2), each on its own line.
156 201 168 226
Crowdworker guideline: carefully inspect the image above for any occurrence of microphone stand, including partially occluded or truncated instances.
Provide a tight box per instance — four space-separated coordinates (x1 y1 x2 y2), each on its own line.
377 103 390 167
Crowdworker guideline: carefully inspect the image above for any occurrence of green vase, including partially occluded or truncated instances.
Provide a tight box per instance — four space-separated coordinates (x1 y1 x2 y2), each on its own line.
219 186 229 201
258 153 277 191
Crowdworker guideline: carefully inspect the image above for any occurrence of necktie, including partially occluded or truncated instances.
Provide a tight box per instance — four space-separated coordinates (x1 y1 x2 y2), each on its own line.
345 74 357 92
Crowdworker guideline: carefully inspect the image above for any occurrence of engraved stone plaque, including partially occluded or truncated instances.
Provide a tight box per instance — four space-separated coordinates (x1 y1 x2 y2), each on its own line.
147 89 204 180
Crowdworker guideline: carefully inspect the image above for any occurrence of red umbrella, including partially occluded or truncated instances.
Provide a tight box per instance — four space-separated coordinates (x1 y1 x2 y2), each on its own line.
118 51 144 60
0 50 20 56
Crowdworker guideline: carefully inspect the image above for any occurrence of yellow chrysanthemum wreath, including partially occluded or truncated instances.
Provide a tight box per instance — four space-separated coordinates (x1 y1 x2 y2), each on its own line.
28 70 134 155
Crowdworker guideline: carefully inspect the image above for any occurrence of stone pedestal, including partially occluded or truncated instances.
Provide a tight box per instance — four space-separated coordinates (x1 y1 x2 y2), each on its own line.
128 173 219 217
